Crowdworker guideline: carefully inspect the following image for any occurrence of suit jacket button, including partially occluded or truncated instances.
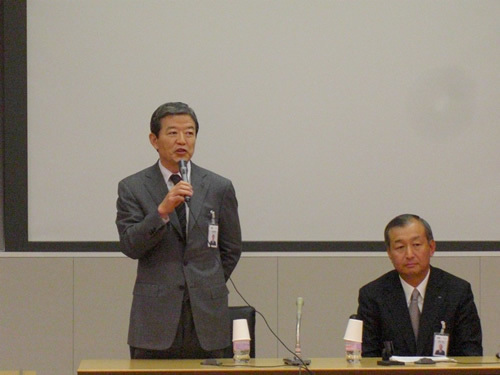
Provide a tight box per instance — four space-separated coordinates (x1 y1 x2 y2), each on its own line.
178 285 185 291
183 260 188 266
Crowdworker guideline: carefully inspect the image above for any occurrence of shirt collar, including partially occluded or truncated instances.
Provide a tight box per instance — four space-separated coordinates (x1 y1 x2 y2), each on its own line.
399 268 430 305
157 159 191 186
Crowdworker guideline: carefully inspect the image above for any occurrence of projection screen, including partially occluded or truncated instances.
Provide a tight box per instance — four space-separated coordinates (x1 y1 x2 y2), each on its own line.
3 1 499 252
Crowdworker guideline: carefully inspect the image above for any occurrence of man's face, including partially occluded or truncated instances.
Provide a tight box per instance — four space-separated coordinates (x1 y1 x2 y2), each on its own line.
386 219 435 286
149 114 196 172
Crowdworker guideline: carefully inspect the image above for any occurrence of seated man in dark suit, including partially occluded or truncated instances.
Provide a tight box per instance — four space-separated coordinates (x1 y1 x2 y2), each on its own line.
357 214 482 357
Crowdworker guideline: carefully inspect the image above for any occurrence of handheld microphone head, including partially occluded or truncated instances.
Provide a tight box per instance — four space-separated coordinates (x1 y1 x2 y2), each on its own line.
178 159 190 202
178 160 189 181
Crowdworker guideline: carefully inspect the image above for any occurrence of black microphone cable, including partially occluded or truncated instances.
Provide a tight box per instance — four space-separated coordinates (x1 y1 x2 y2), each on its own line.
185 198 315 374
119 199 314 375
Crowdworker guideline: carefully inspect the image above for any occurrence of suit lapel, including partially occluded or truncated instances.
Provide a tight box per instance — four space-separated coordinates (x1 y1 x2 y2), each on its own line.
384 272 417 353
144 162 184 237
187 163 210 237
144 163 168 205
417 267 444 354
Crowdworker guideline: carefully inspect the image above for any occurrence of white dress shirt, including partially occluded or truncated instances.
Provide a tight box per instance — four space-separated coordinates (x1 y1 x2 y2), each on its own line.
399 268 430 313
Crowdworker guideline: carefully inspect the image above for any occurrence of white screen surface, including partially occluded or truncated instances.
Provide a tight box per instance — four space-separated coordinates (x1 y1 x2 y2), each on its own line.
27 1 500 242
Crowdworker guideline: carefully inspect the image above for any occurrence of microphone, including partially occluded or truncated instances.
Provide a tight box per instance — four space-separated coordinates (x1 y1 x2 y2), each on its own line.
377 341 404 366
295 297 304 355
284 297 311 366
178 159 191 202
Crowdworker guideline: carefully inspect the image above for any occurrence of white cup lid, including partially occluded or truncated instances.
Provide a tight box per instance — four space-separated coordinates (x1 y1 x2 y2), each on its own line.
343 318 363 342
232 318 251 341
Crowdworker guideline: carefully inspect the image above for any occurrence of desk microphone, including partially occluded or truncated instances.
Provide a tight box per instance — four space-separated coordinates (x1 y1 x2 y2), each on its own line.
178 159 191 202
377 341 405 366
284 297 311 366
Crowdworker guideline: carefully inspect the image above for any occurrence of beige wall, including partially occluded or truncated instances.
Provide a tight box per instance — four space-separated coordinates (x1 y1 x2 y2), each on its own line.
0 254 498 375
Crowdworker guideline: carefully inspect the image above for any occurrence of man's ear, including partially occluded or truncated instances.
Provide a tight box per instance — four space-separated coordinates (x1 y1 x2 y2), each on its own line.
149 133 158 151
429 240 436 256
386 246 394 263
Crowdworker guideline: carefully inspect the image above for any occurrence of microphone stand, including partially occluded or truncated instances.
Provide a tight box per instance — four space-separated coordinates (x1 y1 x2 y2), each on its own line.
377 341 405 366
284 297 311 366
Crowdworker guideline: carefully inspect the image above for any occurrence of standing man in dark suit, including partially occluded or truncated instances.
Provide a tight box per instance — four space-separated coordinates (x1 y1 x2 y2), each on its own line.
357 214 482 357
116 102 242 359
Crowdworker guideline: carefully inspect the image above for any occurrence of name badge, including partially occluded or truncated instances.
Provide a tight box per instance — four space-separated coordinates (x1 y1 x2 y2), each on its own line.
208 210 218 248
433 321 449 356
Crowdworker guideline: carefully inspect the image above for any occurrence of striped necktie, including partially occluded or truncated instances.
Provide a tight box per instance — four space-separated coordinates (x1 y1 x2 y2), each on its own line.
169 174 186 238
409 288 421 341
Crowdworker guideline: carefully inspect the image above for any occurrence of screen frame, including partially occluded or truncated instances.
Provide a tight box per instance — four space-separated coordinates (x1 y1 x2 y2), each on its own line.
2 1 497 253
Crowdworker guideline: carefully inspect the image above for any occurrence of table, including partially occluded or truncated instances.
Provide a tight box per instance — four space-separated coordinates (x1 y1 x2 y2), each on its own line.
78 357 500 374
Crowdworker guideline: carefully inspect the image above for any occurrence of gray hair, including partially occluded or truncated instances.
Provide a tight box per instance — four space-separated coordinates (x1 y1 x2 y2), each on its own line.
384 214 434 247
150 102 199 136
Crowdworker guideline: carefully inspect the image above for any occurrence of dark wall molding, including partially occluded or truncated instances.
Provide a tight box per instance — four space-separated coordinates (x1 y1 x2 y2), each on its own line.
3 240 498 253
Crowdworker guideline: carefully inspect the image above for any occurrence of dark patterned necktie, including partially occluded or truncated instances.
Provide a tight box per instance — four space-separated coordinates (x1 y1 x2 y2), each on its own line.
169 174 186 237
409 288 421 341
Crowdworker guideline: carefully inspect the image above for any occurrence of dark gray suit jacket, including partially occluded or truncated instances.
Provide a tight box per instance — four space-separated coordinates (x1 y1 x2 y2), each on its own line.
116 162 242 351
357 266 482 357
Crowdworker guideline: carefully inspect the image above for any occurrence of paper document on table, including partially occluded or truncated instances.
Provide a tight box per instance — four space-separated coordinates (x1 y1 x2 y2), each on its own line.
390 356 456 363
